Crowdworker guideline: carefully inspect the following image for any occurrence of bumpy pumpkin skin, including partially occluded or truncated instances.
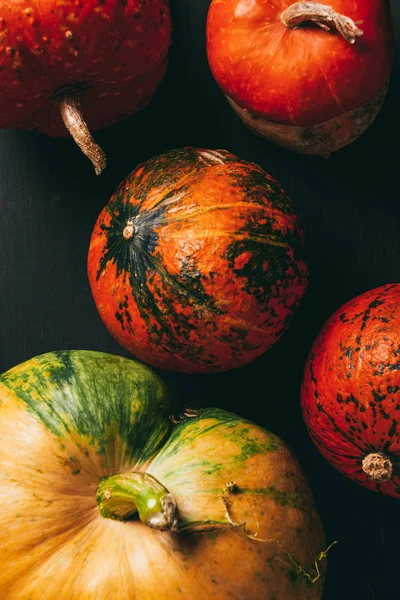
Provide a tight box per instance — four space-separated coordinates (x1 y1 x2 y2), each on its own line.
0 0 171 137
88 148 308 373
0 351 326 599
302 284 400 497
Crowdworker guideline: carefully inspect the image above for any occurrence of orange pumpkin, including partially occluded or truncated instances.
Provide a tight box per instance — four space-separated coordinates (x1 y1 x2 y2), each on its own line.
0 0 171 174
302 284 400 497
88 148 308 373
207 0 394 156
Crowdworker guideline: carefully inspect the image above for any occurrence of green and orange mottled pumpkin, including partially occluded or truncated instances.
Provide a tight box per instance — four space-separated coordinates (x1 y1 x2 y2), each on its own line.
88 148 308 373
0 350 327 599
302 284 400 498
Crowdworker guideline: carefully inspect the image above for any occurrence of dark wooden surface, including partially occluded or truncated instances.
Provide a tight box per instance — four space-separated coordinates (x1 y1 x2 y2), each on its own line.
0 2 399 598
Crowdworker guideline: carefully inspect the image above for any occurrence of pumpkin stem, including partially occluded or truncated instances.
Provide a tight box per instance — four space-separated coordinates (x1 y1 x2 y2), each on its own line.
362 452 393 482
281 2 363 44
123 218 135 240
54 86 107 176
96 472 179 531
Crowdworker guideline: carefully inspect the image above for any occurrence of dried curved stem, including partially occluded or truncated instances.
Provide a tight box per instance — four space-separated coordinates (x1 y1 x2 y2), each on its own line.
54 87 107 175
281 2 363 44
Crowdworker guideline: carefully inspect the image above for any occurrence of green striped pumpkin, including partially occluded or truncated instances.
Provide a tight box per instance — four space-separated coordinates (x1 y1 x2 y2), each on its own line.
0 350 327 599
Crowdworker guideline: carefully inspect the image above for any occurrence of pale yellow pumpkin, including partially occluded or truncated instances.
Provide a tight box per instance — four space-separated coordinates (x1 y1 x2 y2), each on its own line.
0 351 328 599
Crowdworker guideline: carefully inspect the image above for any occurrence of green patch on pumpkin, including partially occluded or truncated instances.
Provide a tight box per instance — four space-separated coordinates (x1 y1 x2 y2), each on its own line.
1 350 175 468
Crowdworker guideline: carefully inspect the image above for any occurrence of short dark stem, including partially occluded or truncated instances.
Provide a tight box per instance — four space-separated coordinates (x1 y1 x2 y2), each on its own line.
362 452 393 482
281 2 363 44
54 86 107 176
123 218 135 240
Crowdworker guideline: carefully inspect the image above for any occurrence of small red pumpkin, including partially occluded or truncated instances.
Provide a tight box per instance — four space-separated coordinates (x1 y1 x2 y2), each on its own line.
206 0 394 156
302 284 400 498
88 148 308 373
0 1 171 173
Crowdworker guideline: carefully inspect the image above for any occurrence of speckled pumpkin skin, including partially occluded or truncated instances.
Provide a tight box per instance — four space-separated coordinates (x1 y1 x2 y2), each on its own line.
88 148 308 373
0 0 171 136
302 284 400 497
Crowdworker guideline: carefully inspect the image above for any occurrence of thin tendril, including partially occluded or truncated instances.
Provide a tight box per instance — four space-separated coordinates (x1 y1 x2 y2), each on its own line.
221 481 337 584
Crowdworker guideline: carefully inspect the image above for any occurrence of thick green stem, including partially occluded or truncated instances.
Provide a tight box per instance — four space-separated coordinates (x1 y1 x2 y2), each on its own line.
96 472 179 531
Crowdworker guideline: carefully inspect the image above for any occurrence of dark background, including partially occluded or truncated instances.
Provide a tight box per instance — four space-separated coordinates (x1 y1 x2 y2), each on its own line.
0 2 399 598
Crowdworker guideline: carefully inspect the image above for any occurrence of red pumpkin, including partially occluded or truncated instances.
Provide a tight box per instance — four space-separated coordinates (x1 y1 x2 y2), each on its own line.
0 1 171 173
88 147 308 373
302 284 400 498
206 0 394 156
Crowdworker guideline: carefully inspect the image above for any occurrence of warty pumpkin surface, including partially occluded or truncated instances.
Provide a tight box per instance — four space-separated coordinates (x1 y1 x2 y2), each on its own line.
0 350 327 599
88 148 308 373
302 284 400 498
0 0 171 173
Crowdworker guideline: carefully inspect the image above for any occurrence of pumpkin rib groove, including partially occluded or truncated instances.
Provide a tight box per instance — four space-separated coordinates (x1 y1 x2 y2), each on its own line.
307 426 362 462
167 228 290 249
310 393 365 453
221 315 275 334
147 187 189 215
141 172 199 213
138 165 209 212
158 201 296 224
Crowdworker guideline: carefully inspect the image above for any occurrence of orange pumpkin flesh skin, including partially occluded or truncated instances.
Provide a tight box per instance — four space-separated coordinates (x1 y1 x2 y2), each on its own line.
0 1 171 173
87 148 309 373
302 284 400 498
0 350 327 599
206 0 394 156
